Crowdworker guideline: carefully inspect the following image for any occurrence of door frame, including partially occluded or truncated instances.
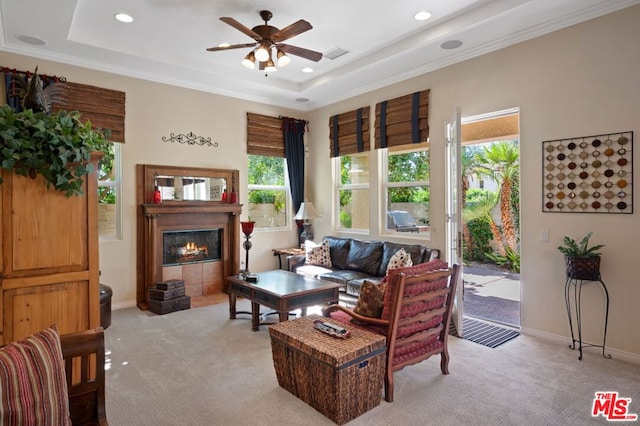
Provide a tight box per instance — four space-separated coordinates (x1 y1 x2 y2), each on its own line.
445 107 464 336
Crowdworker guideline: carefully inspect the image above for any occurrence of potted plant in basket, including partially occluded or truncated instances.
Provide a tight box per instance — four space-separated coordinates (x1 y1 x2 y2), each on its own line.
557 232 605 281
0 104 110 197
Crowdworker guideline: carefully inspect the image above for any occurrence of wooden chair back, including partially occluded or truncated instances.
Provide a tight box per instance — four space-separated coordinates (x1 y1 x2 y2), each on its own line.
60 328 108 426
384 264 459 394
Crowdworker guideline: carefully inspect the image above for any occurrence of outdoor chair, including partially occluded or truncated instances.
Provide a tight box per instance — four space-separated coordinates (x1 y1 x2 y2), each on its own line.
323 261 460 402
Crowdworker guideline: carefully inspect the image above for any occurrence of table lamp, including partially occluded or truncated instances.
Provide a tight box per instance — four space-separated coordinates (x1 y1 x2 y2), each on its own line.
294 201 319 246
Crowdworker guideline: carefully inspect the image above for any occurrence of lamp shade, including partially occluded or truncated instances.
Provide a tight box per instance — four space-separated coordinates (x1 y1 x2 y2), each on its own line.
240 221 255 236
276 49 291 67
242 51 256 69
255 42 270 62
294 202 319 220
264 58 277 73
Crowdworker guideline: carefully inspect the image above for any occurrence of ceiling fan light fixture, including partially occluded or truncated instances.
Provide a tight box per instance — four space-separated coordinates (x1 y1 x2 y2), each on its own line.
242 51 256 69
276 49 291 67
255 42 271 62
264 58 277 73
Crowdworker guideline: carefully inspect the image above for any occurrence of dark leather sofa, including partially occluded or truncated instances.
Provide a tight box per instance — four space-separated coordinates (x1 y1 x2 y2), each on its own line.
288 236 439 306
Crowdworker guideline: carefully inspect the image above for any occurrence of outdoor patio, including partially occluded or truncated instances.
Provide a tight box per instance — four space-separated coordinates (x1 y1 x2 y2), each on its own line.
463 264 521 328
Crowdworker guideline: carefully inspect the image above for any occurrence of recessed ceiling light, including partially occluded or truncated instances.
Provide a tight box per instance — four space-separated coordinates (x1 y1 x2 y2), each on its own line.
440 40 463 50
302 67 314 73
16 35 46 46
115 13 134 23
414 11 432 21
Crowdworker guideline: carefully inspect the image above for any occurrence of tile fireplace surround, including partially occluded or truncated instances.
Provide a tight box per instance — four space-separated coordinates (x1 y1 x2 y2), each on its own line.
136 164 241 310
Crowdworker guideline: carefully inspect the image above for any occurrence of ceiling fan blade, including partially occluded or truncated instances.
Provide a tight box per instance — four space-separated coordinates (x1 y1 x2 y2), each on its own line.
220 17 262 42
278 44 323 62
206 42 257 52
271 20 312 43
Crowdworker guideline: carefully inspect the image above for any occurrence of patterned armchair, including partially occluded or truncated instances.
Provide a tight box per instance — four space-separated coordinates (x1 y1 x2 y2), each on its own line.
323 260 460 402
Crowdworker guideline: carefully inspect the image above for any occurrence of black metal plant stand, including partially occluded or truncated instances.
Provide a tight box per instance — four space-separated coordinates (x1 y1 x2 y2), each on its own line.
564 274 611 360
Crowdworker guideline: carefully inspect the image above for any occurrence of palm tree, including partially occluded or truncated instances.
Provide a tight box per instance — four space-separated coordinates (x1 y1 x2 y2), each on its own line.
461 145 483 256
475 141 520 253
462 191 506 256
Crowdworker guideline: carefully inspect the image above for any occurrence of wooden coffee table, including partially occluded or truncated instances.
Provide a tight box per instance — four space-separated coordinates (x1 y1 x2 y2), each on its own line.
226 270 342 331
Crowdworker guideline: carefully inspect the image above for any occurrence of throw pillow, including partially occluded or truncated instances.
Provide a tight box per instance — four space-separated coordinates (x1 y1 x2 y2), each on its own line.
306 239 332 267
352 280 385 322
0 325 71 425
386 248 414 273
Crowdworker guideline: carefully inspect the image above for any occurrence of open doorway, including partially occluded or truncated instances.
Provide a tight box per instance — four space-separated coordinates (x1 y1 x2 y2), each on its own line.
460 108 521 329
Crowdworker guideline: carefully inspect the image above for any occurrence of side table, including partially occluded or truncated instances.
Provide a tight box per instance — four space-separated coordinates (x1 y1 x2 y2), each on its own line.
272 247 305 269
564 274 611 360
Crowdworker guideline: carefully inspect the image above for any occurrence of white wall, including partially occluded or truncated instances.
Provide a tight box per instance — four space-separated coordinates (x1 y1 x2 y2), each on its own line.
1 5 639 359
308 6 640 359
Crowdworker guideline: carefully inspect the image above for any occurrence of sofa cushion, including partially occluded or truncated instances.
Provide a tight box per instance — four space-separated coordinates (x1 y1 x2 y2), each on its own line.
379 242 427 276
385 248 414 273
296 264 333 280
352 280 385 322
0 324 71 425
346 276 385 297
320 270 371 287
322 236 352 270
345 240 383 276
305 239 332 267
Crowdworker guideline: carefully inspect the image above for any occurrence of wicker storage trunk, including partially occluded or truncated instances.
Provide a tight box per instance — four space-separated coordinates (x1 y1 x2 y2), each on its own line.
269 315 386 425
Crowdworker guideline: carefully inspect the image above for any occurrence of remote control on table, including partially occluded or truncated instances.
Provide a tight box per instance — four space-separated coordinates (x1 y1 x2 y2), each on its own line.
313 319 351 338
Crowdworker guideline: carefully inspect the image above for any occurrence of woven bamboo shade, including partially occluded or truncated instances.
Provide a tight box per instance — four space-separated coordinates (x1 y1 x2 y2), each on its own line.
329 106 370 157
462 114 519 143
247 112 284 157
52 82 126 143
374 89 429 149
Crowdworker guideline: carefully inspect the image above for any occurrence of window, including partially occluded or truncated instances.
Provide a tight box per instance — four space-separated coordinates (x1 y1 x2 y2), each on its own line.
98 143 121 239
383 143 430 234
335 154 370 230
247 155 289 229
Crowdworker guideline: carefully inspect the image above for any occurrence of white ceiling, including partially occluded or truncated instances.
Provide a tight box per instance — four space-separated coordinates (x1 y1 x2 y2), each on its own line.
1 0 639 110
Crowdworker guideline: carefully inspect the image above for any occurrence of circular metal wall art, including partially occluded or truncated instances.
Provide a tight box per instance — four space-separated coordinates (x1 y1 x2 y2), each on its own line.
542 131 633 213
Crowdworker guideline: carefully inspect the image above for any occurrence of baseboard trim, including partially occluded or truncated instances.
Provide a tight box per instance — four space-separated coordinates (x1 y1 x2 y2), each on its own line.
112 300 137 310
521 327 640 365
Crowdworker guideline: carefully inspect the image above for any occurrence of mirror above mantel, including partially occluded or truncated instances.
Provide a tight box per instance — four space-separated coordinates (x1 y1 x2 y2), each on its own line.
156 175 227 201
137 164 239 205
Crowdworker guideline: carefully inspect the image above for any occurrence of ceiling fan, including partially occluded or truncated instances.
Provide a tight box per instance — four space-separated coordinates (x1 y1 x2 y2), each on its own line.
206 10 322 71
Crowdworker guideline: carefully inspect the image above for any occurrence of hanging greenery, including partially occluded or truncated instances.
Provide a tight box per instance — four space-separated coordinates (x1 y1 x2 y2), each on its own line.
0 104 111 197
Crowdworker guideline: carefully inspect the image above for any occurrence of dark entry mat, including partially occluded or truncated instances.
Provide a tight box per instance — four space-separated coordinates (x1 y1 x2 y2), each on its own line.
449 317 520 348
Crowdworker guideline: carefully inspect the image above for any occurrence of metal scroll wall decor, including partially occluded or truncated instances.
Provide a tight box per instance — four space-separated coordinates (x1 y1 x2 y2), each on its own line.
162 132 218 147
542 131 633 213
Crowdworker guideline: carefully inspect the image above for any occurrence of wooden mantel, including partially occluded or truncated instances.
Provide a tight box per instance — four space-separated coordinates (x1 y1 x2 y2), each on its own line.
142 202 242 216
136 165 242 309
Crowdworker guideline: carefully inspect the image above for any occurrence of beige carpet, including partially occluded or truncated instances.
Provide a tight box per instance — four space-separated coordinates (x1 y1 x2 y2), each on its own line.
104 301 640 425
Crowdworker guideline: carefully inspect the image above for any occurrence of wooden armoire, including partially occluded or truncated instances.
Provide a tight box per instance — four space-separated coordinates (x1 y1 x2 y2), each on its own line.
0 154 101 344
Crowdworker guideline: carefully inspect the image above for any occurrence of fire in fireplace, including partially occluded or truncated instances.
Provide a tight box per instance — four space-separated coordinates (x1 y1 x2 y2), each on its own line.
163 229 222 265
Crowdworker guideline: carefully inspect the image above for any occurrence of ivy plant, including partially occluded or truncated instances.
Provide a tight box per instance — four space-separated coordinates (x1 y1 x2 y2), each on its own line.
0 104 110 197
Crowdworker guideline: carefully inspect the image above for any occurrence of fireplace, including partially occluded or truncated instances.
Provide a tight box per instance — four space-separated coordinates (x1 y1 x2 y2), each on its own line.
136 164 241 310
163 229 222 265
